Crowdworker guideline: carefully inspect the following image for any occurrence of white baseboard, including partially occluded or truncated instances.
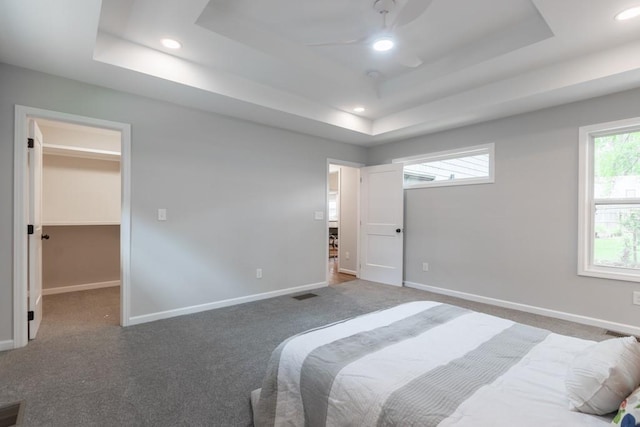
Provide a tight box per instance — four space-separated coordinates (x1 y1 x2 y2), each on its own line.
42 280 120 295
128 281 328 326
404 281 640 336
338 268 357 276
0 340 15 351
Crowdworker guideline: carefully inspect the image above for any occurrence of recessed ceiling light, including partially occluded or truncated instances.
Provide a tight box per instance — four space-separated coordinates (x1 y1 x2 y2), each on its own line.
161 38 182 49
372 37 394 52
615 6 640 20
353 107 366 113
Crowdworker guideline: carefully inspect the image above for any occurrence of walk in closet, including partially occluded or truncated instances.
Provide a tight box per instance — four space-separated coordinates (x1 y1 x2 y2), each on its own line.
38 120 121 294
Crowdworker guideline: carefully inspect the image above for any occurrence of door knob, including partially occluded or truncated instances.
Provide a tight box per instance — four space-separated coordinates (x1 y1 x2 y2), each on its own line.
396 228 402 233
41 234 50 240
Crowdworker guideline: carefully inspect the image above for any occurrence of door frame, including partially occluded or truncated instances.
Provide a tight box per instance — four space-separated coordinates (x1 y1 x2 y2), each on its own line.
13 105 132 348
326 159 364 284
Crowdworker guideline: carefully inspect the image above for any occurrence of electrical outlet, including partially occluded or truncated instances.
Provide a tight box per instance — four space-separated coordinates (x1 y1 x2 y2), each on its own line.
633 291 640 306
422 262 429 272
256 268 263 279
345 251 350 260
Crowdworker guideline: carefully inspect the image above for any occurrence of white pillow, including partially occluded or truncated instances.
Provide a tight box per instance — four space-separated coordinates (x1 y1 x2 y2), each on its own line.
565 336 640 415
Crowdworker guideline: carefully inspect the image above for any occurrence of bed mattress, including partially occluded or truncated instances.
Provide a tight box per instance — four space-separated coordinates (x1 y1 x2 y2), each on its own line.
252 301 612 426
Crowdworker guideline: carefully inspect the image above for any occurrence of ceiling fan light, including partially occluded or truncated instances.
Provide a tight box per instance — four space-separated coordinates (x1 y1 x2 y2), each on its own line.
161 38 182 49
372 37 394 52
615 6 640 20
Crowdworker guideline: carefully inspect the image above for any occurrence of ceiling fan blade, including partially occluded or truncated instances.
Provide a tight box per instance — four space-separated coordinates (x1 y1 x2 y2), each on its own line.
393 46 423 68
392 0 434 29
307 35 369 47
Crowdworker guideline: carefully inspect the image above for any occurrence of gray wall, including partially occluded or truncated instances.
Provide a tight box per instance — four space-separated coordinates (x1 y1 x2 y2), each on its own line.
4 60 640 344
0 63 367 341
368 88 640 328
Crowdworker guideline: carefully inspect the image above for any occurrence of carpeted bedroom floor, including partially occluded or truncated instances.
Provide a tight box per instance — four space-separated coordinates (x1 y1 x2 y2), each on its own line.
0 280 610 426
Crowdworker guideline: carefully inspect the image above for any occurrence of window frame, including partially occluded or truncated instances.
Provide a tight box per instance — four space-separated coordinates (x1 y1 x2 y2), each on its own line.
578 117 640 283
393 143 495 189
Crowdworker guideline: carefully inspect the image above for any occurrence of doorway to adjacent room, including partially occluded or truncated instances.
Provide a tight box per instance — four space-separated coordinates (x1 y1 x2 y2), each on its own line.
13 106 131 348
327 161 360 285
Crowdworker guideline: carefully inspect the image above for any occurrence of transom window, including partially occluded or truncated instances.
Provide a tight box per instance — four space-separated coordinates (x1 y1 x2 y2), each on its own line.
394 143 495 189
578 118 640 282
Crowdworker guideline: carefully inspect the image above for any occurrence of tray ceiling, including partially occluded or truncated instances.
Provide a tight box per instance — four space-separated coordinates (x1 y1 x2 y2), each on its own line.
2 0 640 145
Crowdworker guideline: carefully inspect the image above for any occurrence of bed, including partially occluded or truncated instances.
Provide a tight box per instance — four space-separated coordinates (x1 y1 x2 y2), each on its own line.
251 301 635 426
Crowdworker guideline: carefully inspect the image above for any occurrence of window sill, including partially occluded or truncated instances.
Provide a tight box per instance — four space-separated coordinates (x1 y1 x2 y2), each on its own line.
404 177 494 190
578 266 640 283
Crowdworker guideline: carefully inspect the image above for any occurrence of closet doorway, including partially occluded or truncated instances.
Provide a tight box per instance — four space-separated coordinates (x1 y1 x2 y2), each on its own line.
38 119 122 338
327 161 360 285
13 106 131 348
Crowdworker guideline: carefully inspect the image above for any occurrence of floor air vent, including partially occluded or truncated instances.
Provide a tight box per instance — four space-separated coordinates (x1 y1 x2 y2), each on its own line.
0 401 24 427
292 293 318 301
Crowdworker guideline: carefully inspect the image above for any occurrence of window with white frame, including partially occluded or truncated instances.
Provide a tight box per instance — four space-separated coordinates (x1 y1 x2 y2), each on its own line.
394 143 495 189
578 118 640 282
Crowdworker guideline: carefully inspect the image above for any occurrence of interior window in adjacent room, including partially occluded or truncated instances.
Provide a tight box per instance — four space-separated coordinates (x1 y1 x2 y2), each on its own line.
393 143 495 189
578 118 640 282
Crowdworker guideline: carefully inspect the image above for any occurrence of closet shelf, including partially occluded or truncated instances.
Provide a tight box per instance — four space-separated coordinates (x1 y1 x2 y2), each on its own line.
43 222 121 226
43 143 120 161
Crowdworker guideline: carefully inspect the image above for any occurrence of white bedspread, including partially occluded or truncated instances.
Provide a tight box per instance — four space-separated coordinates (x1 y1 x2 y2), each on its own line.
253 301 612 426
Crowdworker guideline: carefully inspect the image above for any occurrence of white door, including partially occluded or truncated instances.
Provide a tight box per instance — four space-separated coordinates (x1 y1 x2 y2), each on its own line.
28 119 43 339
360 163 404 286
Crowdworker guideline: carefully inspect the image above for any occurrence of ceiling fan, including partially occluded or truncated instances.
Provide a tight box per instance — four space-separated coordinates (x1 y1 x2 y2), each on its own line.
306 0 434 68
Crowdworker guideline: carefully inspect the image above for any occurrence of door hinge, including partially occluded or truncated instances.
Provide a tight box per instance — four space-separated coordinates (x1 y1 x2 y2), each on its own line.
27 138 34 149
27 311 34 321
27 224 34 235
360 177 362 183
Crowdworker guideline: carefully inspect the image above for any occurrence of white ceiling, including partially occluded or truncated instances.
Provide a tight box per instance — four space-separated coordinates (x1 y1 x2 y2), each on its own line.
2 0 640 146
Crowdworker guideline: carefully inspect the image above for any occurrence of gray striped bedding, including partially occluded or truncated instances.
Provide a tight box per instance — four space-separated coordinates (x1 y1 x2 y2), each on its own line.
252 301 611 427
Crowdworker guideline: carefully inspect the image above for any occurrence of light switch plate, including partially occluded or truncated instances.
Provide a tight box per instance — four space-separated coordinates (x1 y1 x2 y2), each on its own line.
314 211 324 220
158 208 167 221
